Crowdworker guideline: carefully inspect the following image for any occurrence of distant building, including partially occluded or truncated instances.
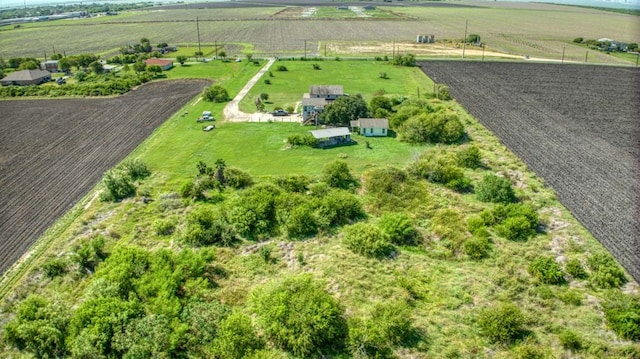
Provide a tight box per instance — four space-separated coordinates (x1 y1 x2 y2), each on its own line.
309 127 352 148
42 60 59 73
337 5 348 10
363 5 376 10
302 85 346 122
417 35 435 44
144 58 174 71
1 69 51 86
350 118 389 137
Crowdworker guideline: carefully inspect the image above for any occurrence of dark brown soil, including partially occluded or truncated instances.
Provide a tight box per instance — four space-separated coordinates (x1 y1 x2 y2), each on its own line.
419 61 640 281
0 79 210 274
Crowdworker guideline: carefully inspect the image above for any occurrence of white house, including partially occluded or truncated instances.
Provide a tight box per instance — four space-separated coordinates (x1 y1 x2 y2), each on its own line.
350 118 389 137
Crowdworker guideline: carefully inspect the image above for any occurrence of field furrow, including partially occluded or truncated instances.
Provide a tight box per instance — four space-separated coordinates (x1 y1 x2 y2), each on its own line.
0 79 210 274
419 62 640 281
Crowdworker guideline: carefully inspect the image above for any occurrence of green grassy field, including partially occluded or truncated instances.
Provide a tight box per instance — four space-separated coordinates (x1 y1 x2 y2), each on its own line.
239 60 433 113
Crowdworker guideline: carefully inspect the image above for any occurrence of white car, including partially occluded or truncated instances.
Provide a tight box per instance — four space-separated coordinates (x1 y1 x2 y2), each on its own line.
203 125 215 131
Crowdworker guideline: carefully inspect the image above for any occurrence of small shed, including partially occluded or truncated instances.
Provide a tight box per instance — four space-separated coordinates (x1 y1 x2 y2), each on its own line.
310 127 352 148
0 69 51 86
350 118 389 137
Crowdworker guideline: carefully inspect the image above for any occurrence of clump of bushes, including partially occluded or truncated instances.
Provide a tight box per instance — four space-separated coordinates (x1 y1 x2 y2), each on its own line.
248 275 347 356
602 293 640 341
183 207 236 246
378 212 418 245
347 301 420 357
478 302 526 345
42 257 68 278
587 253 627 289
408 155 472 192
565 258 588 279
153 218 176 236
322 160 357 189
203 85 230 102
528 256 565 285
286 134 318 148
463 234 491 260
485 203 539 241
391 53 416 67
276 65 288 71
343 222 394 258
475 174 517 204
558 330 583 351
398 112 465 144
100 159 151 201
456 145 482 169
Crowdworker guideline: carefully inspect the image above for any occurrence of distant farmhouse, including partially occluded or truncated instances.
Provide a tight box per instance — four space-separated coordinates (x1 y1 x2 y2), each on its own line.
144 58 174 71
301 85 345 122
597 38 628 52
350 118 389 137
1 69 51 86
42 60 59 73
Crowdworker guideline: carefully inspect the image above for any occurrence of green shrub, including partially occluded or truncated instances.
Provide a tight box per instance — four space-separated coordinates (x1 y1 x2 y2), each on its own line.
322 160 357 189
344 222 394 258
226 184 281 238
398 112 464 144
287 134 318 147
559 330 582 351
408 157 471 192
378 212 418 245
313 189 365 229
475 174 517 204
463 236 491 260
179 180 195 199
276 65 288 71
348 301 419 358
511 344 547 359
466 215 486 234
101 169 136 201
284 204 317 238
565 259 587 279
119 159 150 180
72 236 106 274
363 166 407 196
478 302 526 345
456 145 482 169
248 275 347 356
602 293 640 341
42 257 68 279
4 295 69 358
496 216 536 241
224 167 253 189
184 207 236 246
274 174 310 193
528 256 565 284
587 253 627 289
203 85 230 102
558 289 582 306
153 218 175 236
211 311 265 359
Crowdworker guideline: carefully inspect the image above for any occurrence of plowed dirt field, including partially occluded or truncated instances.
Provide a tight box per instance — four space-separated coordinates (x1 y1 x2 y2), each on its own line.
0 79 210 274
419 61 639 281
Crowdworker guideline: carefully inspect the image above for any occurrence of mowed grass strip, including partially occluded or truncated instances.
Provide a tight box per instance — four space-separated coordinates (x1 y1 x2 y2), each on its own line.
137 121 421 187
239 60 433 112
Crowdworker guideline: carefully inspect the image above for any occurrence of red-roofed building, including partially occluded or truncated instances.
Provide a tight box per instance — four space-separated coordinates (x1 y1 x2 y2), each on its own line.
144 58 174 71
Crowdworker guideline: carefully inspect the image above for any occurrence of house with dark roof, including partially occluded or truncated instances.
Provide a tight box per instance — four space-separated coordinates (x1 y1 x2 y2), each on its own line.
144 58 174 71
350 118 389 137
309 127 352 148
1 69 51 86
302 85 346 122
309 85 344 100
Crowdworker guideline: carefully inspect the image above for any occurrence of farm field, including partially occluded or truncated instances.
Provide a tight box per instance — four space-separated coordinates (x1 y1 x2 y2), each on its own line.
0 1 637 64
419 61 640 281
0 79 210 275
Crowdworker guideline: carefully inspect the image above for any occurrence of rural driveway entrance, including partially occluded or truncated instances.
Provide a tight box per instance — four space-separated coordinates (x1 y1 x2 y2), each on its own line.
224 58 276 122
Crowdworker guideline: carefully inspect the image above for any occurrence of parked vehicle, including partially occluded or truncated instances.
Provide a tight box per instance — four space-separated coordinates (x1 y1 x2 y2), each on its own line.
203 125 215 131
272 109 289 116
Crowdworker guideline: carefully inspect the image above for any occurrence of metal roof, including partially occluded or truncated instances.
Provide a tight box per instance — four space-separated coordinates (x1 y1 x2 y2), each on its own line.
1 69 51 82
302 97 327 106
356 118 389 128
309 85 343 96
310 127 351 139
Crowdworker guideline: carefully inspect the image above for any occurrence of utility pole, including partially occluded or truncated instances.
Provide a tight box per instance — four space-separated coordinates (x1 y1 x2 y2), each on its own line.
304 40 307 58
196 17 201 58
561 46 565 64
392 40 395 58
636 52 639 67
462 19 468 59
585 50 588 63
482 44 485 61
324 44 327 57
215 40 218 59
